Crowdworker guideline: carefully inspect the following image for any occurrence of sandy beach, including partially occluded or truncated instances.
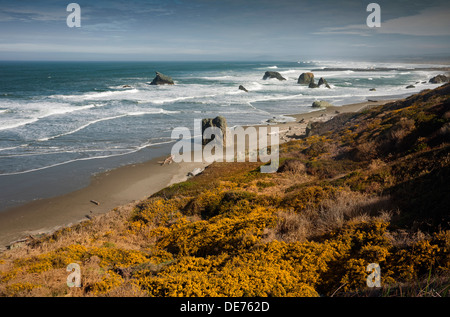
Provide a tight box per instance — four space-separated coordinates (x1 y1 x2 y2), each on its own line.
0 98 396 250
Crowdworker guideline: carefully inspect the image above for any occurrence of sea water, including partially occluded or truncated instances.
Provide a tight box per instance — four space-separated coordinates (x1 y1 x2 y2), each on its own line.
0 60 447 210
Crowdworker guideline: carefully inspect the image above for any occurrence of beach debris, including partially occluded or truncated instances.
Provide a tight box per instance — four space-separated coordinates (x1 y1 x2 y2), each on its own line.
187 167 205 177
298 118 305 123
6 237 32 250
262 71 286 81
85 214 93 220
159 154 175 165
297 72 314 85
90 200 100 206
429 74 448 84
238 85 248 92
312 100 333 108
149 71 175 85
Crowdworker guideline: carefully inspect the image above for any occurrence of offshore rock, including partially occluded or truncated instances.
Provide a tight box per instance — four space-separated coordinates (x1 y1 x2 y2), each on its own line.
298 72 314 85
149 71 174 85
239 85 249 92
308 80 318 88
262 71 286 81
429 74 449 84
318 77 331 88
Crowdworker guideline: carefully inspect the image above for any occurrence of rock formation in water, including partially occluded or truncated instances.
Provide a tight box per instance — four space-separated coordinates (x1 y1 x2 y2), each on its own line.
429 74 449 84
149 71 174 85
298 72 314 85
263 71 286 81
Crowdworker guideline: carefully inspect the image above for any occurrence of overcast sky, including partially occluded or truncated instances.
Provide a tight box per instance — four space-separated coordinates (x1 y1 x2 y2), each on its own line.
0 0 449 61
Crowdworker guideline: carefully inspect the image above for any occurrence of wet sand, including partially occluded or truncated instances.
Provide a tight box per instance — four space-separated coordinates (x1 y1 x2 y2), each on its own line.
0 98 396 250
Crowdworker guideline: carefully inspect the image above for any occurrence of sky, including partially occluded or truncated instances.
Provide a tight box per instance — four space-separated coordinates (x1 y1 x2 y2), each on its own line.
0 0 449 61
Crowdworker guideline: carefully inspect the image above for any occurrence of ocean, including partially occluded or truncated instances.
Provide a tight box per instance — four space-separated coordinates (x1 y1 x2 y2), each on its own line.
0 60 447 210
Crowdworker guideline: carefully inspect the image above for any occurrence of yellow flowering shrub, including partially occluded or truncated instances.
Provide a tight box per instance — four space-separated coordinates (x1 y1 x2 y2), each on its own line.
0 268 21 283
156 206 277 256
134 244 323 297
4 282 41 296
91 270 124 295
283 185 339 212
12 244 88 273
89 247 148 268
131 197 182 226
385 232 449 281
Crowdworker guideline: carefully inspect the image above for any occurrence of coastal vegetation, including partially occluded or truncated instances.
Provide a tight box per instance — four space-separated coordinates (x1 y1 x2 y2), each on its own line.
0 84 449 297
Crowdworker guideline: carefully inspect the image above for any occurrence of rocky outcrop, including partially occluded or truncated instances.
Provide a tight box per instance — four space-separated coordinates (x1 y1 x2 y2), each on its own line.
429 74 449 84
201 116 227 146
312 100 333 108
263 71 286 81
318 77 331 88
149 71 174 85
298 72 314 85
406 85 415 89
308 81 318 88
369 88 376 91
239 85 248 92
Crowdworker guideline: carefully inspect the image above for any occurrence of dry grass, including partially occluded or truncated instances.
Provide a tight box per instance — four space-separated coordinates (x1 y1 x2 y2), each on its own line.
264 190 395 243
335 273 450 297
277 159 306 174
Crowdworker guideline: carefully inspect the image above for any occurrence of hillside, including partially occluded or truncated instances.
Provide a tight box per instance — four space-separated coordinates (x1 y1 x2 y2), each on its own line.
0 84 449 297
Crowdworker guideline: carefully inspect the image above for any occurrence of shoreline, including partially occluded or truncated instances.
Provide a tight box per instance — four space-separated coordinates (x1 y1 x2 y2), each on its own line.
0 97 398 250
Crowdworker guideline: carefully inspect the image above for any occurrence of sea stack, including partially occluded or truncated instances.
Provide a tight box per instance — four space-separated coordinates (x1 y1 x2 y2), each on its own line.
149 71 174 85
298 72 314 85
429 74 449 84
201 116 227 146
262 71 286 81
318 77 331 88
239 85 249 92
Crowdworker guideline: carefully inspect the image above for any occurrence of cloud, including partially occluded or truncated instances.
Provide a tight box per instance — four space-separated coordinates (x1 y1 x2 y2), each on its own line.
314 5 450 37
313 24 370 36
378 6 450 36
0 7 65 22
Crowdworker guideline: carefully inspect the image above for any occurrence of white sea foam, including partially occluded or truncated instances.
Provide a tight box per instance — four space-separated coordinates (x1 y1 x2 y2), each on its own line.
0 139 176 176
0 102 99 131
200 75 233 80
37 109 180 142
0 144 28 152
51 89 140 101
